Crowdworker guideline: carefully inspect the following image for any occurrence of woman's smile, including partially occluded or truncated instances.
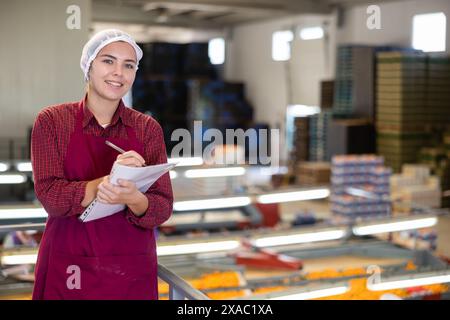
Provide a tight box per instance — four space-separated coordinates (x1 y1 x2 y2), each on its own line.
105 80 123 88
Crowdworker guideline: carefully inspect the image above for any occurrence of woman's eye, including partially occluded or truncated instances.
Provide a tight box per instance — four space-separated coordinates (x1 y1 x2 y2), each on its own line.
103 59 113 64
126 64 135 69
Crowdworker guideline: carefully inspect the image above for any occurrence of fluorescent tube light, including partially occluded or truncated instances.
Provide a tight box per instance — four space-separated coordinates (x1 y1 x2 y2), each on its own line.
16 161 32 172
1 254 37 265
368 272 450 291
258 188 330 204
353 217 438 236
168 157 203 167
0 174 27 184
270 285 348 300
174 196 251 211
5 241 237 263
254 229 346 247
157 240 240 256
0 162 9 172
0 208 47 219
185 167 246 178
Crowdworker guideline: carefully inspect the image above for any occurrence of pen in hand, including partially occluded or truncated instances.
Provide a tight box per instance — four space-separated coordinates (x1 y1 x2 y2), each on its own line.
105 140 146 167
105 140 126 154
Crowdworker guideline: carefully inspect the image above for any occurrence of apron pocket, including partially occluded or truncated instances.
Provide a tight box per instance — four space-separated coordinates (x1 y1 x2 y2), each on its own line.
44 251 157 300
97 254 157 300
43 251 101 300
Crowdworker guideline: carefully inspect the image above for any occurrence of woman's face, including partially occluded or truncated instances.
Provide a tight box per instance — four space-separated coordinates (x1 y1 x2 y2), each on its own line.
88 41 137 102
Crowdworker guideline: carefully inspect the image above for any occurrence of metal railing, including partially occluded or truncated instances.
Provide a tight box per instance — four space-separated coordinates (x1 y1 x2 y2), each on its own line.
157 263 210 300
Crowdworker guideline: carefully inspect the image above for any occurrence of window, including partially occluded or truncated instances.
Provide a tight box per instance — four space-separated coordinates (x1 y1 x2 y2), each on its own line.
272 30 293 61
412 12 446 52
208 38 225 65
299 27 324 40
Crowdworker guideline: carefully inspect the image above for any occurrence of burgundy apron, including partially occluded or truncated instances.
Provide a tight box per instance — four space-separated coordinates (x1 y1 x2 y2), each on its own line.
32 100 158 300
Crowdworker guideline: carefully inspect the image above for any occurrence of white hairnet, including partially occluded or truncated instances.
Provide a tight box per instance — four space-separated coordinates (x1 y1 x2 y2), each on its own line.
80 29 143 81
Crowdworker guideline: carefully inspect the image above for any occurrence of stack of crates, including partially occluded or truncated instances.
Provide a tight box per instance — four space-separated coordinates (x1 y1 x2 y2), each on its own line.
320 80 334 110
330 155 392 219
427 56 450 208
182 43 216 78
291 117 309 166
333 45 375 118
376 51 428 172
418 147 447 171
425 54 450 126
441 131 450 207
334 46 354 116
309 111 332 161
188 80 253 133
445 132 450 161
141 42 183 75
296 161 331 186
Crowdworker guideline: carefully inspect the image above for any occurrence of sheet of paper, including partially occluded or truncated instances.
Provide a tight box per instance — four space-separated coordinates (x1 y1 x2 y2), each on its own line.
79 162 176 222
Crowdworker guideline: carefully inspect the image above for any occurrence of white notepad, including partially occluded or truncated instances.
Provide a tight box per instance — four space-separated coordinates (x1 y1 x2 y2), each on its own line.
79 162 176 222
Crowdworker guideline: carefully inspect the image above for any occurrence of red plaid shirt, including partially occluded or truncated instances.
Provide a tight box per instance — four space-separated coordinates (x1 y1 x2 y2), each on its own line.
31 97 173 230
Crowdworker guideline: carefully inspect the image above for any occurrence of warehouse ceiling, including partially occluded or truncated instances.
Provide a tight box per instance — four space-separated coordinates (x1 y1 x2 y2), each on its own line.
92 0 408 29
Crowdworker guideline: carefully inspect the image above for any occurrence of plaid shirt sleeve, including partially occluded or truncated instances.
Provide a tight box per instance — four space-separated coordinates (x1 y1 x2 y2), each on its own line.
31 109 88 218
125 118 174 230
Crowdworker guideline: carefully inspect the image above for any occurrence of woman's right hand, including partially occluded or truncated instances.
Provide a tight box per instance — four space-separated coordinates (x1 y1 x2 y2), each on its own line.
116 150 145 167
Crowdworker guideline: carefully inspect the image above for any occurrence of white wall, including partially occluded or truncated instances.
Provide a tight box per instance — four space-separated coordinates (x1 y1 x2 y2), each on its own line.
336 0 450 52
225 0 450 162
290 38 329 106
0 0 91 140
225 14 336 161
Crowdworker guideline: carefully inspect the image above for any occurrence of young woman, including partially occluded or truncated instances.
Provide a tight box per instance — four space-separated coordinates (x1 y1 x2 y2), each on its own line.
31 29 173 300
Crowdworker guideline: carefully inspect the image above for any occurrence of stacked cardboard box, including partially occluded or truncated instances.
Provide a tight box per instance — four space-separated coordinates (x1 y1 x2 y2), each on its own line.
309 111 332 161
390 164 441 210
320 80 334 110
330 155 391 219
425 54 450 126
333 46 375 118
376 51 428 172
438 161 450 208
296 161 330 185
418 147 447 170
291 117 309 165
445 133 450 195
417 132 450 208
445 131 450 157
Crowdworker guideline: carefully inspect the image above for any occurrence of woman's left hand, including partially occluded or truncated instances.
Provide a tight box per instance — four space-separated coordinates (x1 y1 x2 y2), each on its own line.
97 176 141 206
